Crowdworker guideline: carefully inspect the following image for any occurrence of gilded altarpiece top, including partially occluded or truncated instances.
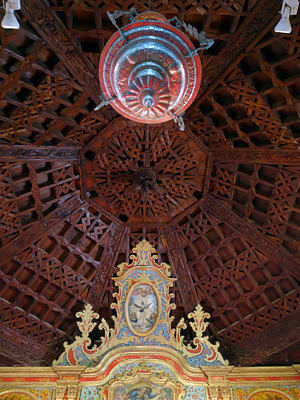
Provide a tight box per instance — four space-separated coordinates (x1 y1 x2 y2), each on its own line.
54 239 227 368
0 240 299 400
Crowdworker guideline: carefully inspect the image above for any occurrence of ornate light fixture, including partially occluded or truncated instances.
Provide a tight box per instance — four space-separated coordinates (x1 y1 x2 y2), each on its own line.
95 9 213 130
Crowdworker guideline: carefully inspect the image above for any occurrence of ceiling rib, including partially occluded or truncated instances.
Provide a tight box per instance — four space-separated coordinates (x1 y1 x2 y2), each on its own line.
88 222 124 311
186 0 280 117
0 321 56 366
226 311 300 366
211 149 300 164
0 194 83 261
163 226 198 313
203 194 300 281
0 146 79 161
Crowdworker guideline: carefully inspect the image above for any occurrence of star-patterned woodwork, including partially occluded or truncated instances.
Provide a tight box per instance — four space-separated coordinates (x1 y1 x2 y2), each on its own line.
80 118 210 223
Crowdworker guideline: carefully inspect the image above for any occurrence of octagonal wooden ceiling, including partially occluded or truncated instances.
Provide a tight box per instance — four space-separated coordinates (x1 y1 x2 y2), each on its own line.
80 119 210 223
0 0 299 368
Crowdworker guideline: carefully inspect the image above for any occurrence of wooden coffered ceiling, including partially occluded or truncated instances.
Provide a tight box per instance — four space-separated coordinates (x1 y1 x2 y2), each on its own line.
0 0 299 367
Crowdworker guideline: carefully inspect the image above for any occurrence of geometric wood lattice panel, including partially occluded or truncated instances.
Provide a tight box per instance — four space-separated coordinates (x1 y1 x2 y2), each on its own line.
80 118 210 223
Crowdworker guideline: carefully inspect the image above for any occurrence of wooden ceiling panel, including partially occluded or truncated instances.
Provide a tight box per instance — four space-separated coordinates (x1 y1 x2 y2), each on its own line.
171 202 300 360
173 203 300 355
48 0 248 59
189 14 300 149
0 13 109 147
210 162 300 257
0 203 124 364
80 119 210 223
0 160 78 247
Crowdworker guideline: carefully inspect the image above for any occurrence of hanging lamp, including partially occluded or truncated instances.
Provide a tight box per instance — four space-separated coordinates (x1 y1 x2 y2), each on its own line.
95 9 213 130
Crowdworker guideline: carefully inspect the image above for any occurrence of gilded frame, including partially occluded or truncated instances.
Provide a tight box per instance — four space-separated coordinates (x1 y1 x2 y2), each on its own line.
104 368 184 400
0 389 38 400
246 389 294 400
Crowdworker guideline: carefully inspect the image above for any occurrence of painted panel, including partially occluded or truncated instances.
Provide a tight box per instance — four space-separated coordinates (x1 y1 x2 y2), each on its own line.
126 283 160 335
114 384 172 400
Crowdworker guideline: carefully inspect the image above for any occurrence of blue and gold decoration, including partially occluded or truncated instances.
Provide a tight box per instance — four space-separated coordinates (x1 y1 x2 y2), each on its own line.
53 239 227 368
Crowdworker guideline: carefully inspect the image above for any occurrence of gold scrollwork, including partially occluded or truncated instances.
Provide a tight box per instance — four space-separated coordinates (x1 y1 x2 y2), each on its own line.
247 389 294 400
53 239 227 367
0 389 38 400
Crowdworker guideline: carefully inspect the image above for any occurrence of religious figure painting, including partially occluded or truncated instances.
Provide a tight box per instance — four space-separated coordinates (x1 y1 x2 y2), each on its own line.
114 383 172 400
126 283 159 335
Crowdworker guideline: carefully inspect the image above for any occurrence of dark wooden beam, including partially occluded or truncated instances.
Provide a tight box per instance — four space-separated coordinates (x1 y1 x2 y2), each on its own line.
0 353 24 367
226 312 300 366
0 145 79 161
21 0 107 116
0 321 57 366
186 0 280 117
202 194 300 280
211 148 300 164
88 222 124 310
0 194 83 261
163 225 198 313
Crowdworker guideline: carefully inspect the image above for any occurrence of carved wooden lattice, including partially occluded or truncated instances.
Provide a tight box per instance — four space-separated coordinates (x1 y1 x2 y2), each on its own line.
0 161 78 247
0 204 119 356
80 120 209 223
189 16 300 149
210 163 300 256
174 203 300 346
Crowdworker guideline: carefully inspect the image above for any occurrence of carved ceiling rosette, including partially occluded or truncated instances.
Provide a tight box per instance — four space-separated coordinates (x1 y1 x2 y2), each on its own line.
79 118 211 223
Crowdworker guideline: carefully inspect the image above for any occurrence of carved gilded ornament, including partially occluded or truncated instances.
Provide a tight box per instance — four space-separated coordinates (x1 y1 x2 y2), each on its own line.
0 387 54 400
232 386 300 400
248 391 293 400
0 390 38 400
97 362 185 400
54 239 227 367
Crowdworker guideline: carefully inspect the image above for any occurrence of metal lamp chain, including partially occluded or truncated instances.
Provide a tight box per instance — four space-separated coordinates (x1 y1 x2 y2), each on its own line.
169 17 214 50
107 8 138 25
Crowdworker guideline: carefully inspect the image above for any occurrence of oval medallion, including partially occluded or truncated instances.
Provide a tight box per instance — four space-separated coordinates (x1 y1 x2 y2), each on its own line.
126 283 160 335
